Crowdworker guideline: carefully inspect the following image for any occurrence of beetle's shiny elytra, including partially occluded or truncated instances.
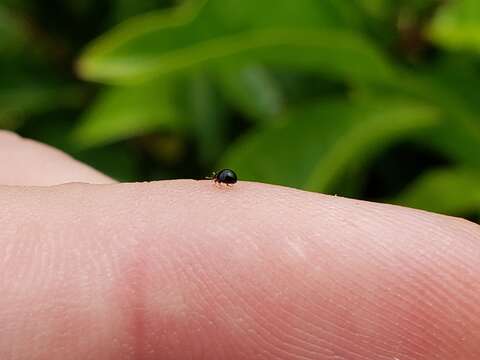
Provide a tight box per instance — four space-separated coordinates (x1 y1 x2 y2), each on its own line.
213 169 237 185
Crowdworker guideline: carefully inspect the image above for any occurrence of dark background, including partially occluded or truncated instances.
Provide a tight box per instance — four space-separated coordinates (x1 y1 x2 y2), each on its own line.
1 0 480 221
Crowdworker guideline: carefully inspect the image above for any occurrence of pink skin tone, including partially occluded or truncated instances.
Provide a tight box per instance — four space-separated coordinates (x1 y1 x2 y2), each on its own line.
0 130 479 359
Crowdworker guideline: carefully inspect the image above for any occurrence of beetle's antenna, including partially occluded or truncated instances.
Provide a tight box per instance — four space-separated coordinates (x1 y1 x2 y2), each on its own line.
205 171 216 180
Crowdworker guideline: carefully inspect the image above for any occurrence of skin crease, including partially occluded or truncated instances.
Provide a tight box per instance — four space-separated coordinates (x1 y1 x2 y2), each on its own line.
0 131 479 359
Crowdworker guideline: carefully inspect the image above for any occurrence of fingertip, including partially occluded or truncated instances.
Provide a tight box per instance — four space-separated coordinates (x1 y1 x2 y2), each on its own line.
1 181 479 359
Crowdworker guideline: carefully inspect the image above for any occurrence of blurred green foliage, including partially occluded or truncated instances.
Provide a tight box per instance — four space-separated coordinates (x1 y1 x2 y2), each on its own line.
2 0 480 220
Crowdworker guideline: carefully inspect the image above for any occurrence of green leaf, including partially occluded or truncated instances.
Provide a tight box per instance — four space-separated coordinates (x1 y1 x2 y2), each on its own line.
78 0 391 84
81 28 393 85
220 98 439 192
428 0 480 52
354 0 389 18
394 168 480 216
112 0 172 22
72 81 185 149
215 64 284 121
364 66 480 168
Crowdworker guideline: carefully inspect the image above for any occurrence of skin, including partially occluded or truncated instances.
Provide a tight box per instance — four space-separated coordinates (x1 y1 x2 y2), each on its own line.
0 130 479 360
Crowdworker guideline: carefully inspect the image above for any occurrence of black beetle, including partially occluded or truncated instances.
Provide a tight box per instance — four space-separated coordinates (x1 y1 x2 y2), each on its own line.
211 169 237 185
